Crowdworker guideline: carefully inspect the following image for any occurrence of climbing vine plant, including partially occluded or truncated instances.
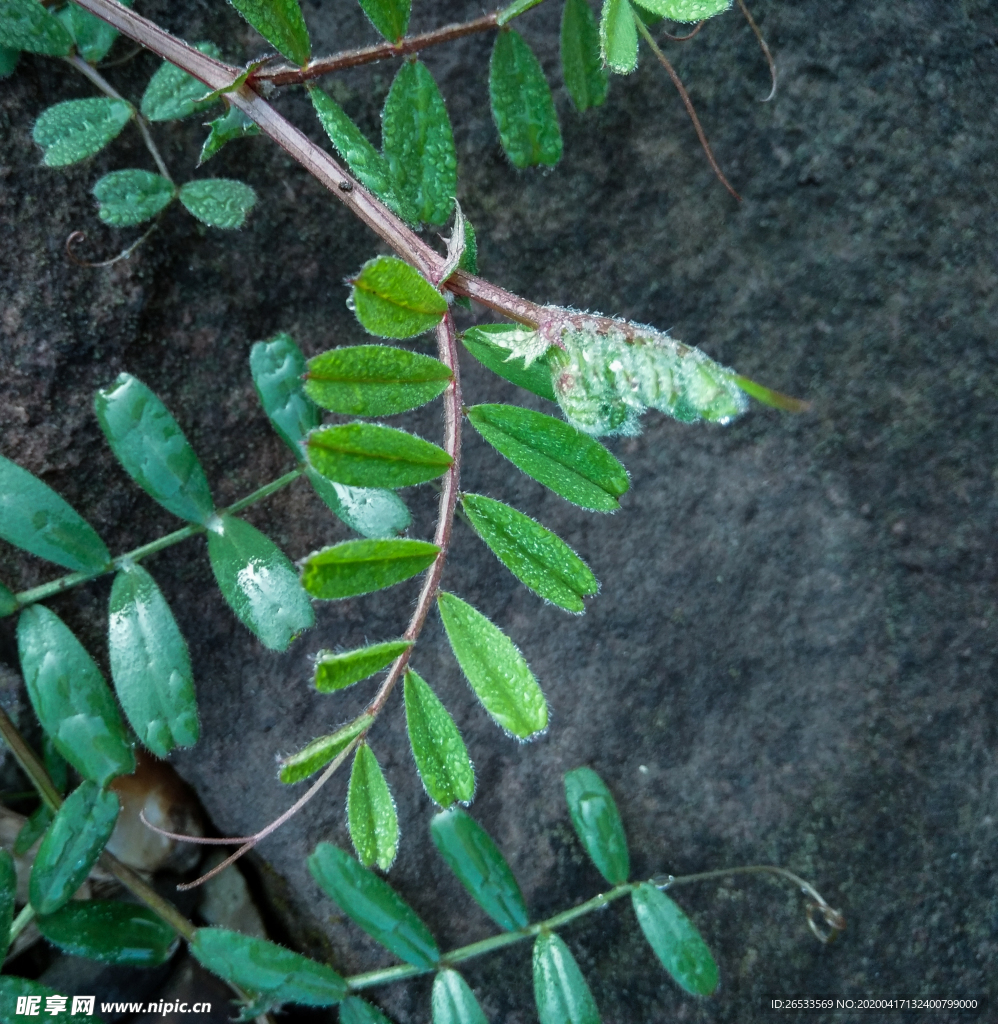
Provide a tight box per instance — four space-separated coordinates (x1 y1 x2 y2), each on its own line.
0 0 831 1019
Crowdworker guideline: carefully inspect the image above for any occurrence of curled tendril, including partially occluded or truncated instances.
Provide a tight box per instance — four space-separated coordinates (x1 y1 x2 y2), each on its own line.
806 901 846 944
736 0 778 102
65 224 157 268
661 21 705 43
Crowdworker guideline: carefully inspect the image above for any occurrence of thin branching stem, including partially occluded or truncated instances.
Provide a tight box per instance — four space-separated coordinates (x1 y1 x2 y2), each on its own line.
736 0 777 102
661 20 705 43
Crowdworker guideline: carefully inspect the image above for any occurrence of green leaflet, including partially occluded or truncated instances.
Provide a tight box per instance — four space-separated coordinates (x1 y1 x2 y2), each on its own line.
453 216 478 309
206 513 315 651
0 849 15 961
313 640 412 693
532 932 602 1024
308 842 440 968
43 732 69 794
226 0 310 65
36 900 178 966
461 493 598 613
357 0 410 41
179 179 257 229
300 538 438 600
0 454 110 572
350 256 448 340
430 807 528 931
347 743 399 871
0 978 101 1023
0 0 73 55
278 714 371 784
489 29 562 169
461 325 556 401
496 0 548 24
15 804 52 855
141 42 223 121
305 345 451 416
250 333 319 455
57 0 132 64
432 969 488 1024
308 87 415 222
307 422 452 489
631 0 731 22
29 783 120 915
465 404 629 512
32 96 132 168
631 882 719 995
306 469 412 539
404 670 475 808
94 373 215 525
93 170 175 227
0 581 16 617
561 0 609 112
563 767 629 885
17 605 135 787
108 563 199 757
437 591 548 740
341 997 393 1024
191 928 347 1008
0 44 18 77
199 105 261 164
600 0 638 74
382 61 457 226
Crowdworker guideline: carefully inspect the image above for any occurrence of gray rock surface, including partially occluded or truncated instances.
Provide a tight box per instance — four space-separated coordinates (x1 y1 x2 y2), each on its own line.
1 0 996 1020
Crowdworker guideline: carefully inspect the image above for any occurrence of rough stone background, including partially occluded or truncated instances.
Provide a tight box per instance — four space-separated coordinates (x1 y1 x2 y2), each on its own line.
1 0 997 1021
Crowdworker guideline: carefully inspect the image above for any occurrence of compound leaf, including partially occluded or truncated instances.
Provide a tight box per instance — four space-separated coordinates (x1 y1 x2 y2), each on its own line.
437 591 548 740
207 513 315 651
313 640 412 693
226 0 311 65
0 849 15 961
466 404 629 512
462 493 598 613
199 104 261 164
179 179 257 229
533 932 601 1024
308 842 439 968
347 743 398 871
350 256 448 339
382 60 456 226
141 42 222 121
307 422 452 489
404 670 475 808
600 0 638 74
561 0 608 112
489 29 562 169
29 783 120 915
305 345 451 416
278 714 371 784
630 0 730 22
631 882 719 994
94 373 215 525
357 0 409 41
17 605 135 787
57 0 132 64
33 96 132 167
461 325 556 401
109 562 199 757
192 928 347 1007
93 169 175 227
0 0 73 55
36 900 178 967
563 767 629 885
432 969 488 1024
306 470 412 539
250 332 319 456
301 538 438 600
0 454 110 572
430 807 527 931
341 997 393 1024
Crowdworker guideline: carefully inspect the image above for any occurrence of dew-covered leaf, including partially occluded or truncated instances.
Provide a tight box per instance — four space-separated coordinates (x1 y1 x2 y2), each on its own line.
347 743 398 871
57 0 132 64
94 373 215 525
199 104 261 164
313 640 411 693
307 422 452 489
141 42 222 121
179 179 257 229
206 513 315 651
466 404 629 512
461 325 555 401
109 563 198 758
0 978 101 1023
36 900 178 966
631 882 719 994
489 29 562 169
382 60 456 226
600 0 638 74
0 0 73 55
437 591 547 740
32 96 132 167
304 345 451 416
350 256 448 339
462 494 597 613
226 0 311 65
300 538 438 600
357 0 409 41
0 849 15 961
278 714 371 784
404 670 474 808
432 969 488 1024
17 605 135 787
308 842 439 968
192 928 347 1007
341 997 393 1024
250 332 319 456
563 767 629 885
533 932 601 1024
631 0 730 22
430 807 527 931
561 0 608 112
29 783 120 915
306 470 411 539
0 454 110 572
93 169 175 227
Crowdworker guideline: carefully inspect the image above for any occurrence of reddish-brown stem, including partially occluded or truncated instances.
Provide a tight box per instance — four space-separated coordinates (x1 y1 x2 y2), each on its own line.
661 20 705 43
256 13 500 87
736 0 777 102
